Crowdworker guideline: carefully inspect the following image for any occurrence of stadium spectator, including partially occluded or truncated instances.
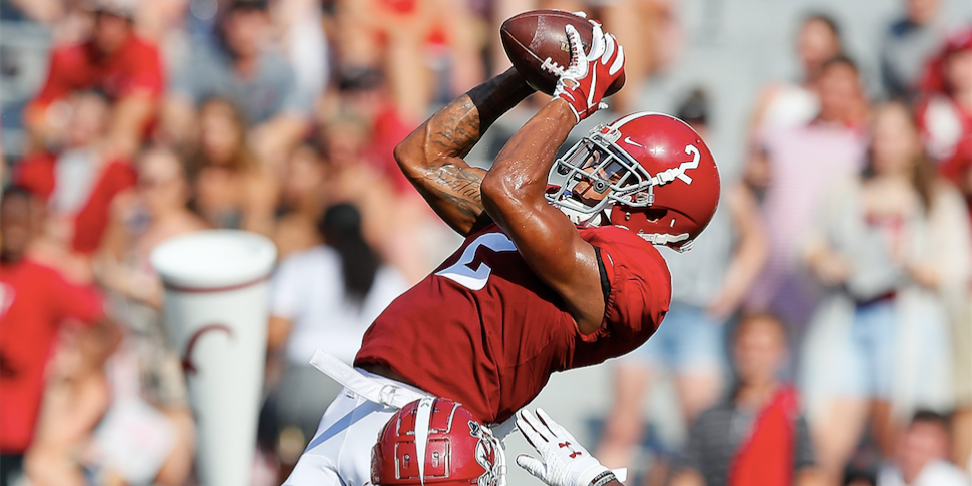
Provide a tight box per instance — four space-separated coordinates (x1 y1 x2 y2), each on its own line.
911 27 972 469
877 411 971 486
333 0 484 123
748 55 869 326
915 27 972 165
668 313 819 486
743 14 843 209
326 68 417 198
939 134 972 469
16 90 137 277
86 147 201 486
186 98 279 236
317 115 452 282
880 0 953 101
597 90 768 478
749 13 843 134
23 0 164 160
265 203 407 473
95 146 208 309
273 143 329 259
166 0 312 175
0 186 118 486
800 102 971 485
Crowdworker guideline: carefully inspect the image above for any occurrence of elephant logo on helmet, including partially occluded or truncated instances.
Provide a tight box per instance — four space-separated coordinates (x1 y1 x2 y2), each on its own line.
468 421 504 486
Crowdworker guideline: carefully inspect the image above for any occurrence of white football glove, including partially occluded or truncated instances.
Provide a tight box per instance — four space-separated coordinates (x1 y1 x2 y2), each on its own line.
515 409 618 486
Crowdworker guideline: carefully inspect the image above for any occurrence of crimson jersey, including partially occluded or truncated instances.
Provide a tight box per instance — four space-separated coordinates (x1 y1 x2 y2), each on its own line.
31 37 164 107
355 223 671 424
16 154 136 255
0 260 103 453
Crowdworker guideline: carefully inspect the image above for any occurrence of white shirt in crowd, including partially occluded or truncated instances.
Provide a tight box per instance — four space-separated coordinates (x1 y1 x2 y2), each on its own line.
270 245 409 366
879 460 972 486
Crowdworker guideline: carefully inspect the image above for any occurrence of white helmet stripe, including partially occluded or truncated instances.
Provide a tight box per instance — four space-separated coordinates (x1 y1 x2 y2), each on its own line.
414 397 435 485
608 111 653 130
609 111 693 132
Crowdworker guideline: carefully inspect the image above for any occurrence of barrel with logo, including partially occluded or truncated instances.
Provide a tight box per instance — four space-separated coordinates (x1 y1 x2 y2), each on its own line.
150 230 276 486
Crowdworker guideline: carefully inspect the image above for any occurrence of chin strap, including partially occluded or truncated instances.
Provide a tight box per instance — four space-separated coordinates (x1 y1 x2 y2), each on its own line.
557 205 608 227
636 232 693 251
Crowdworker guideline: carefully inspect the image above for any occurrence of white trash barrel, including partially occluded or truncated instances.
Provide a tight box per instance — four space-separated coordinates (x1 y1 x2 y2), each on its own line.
150 230 276 486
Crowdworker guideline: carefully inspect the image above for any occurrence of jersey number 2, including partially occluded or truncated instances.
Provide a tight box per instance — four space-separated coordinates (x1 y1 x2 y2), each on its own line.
435 232 517 291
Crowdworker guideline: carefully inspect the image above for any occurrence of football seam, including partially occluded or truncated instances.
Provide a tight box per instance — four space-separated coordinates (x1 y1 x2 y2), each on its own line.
500 26 546 68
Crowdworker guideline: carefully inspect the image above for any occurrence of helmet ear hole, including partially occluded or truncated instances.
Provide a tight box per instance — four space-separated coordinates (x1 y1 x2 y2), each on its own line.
644 208 668 222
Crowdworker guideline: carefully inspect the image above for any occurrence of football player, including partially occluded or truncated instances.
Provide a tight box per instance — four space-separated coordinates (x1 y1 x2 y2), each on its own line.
371 398 620 486
284 15 719 486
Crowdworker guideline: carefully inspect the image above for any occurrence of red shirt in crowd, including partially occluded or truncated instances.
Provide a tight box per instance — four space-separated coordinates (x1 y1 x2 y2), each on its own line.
0 260 104 454
30 36 164 109
355 223 671 424
15 153 137 255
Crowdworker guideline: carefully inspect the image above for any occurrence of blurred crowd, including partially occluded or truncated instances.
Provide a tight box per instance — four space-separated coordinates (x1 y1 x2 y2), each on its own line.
0 0 969 485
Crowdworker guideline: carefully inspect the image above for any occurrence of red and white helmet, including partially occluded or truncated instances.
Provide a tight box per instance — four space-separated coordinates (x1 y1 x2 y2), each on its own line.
372 398 506 486
546 112 721 251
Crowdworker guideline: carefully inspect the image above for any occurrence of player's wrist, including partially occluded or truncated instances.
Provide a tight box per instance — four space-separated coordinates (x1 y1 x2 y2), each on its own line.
551 91 582 123
580 468 616 486
468 67 537 130
553 83 597 122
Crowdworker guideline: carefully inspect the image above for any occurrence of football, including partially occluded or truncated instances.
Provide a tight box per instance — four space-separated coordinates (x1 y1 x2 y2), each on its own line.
500 10 625 96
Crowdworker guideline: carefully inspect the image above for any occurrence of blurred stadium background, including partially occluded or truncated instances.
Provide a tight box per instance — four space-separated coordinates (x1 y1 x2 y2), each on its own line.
1 0 970 485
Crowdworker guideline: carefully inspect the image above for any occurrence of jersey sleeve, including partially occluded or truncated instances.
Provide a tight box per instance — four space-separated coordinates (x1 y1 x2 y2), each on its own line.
14 154 56 200
568 230 671 368
32 48 77 107
593 233 671 341
48 271 104 326
124 40 165 99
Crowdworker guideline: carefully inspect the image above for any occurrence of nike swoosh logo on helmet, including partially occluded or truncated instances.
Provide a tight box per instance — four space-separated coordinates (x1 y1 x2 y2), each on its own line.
623 136 643 147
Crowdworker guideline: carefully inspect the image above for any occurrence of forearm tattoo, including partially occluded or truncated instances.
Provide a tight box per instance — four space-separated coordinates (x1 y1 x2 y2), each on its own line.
424 165 482 213
428 98 482 159
406 68 534 233
427 68 534 160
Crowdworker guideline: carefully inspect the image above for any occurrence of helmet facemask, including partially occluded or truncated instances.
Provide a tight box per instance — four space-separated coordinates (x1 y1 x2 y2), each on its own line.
546 124 654 226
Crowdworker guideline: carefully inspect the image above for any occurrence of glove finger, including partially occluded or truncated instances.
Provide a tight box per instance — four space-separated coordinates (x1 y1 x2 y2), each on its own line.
602 34 615 65
516 454 546 479
599 102 609 110
564 25 586 66
517 409 550 445
534 408 562 437
610 43 624 76
537 408 577 442
588 18 603 30
588 26 606 60
572 10 588 18
524 409 554 441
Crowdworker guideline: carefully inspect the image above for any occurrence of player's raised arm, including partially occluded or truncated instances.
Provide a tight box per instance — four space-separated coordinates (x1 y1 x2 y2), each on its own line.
393 68 535 236
480 23 625 335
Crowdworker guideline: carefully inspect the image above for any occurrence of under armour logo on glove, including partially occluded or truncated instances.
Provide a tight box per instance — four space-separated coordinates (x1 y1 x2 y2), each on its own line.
558 442 582 458
553 21 625 122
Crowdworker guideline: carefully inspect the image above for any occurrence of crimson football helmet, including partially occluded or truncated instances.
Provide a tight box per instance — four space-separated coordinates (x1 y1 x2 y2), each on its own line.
546 112 720 251
372 398 506 486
